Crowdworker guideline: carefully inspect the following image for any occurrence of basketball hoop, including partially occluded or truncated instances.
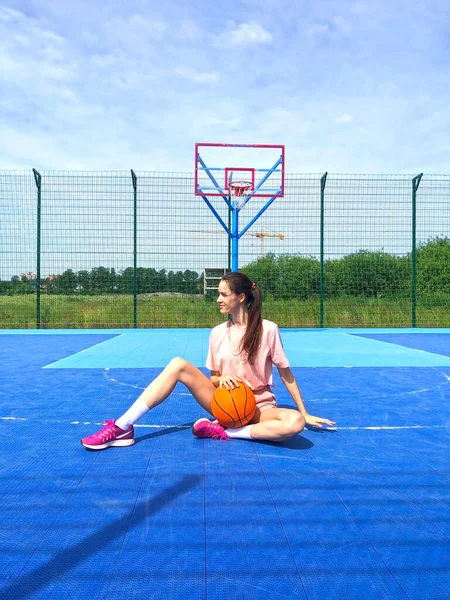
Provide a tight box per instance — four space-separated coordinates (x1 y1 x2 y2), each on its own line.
229 180 253 197
229 180 253 208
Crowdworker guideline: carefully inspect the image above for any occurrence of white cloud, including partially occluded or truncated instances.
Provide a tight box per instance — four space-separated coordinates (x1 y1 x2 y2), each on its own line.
304 15 351 38
228 22 272 46
0 7 76 84
332 16 352 33
126 13 167 39
0 6 21 23
258 109 311 136
90 53 117 68
1 0 450 176
334 114 353 125
305 22 330 37
351 1 369 14
177 19 199 41
0 125 70 168
174 68 219 83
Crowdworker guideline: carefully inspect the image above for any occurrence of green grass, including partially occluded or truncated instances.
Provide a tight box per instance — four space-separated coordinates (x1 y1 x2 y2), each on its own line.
1 294 449 328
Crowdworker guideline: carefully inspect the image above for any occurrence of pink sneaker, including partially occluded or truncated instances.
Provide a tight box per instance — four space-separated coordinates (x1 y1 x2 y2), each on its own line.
192 418 229 441
81 420 134 450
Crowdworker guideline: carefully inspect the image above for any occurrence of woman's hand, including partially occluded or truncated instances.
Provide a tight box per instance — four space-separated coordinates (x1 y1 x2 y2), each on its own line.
217 375 241 390
305 414 336 429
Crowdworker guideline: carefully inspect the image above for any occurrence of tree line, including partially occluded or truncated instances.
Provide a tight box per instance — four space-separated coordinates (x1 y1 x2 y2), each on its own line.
1 267 203 295
2 238 449 298
243 237 450 299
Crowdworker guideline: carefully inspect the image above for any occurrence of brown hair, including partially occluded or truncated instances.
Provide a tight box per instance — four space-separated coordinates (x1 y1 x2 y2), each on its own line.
221 271 262 364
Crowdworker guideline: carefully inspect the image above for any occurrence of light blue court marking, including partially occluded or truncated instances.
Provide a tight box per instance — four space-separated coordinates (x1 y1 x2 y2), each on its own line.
45 329 210 369
282 332 450 367
43 328 450 369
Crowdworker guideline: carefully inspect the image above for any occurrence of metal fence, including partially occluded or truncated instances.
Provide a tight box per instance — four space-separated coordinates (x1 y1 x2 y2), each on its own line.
1 170 449 328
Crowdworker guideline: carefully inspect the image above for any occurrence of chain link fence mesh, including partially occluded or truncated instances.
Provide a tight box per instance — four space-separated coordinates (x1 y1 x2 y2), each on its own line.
1 170 449 328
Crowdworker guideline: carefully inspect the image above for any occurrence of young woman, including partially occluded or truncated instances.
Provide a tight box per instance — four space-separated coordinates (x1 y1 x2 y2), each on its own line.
81 272 335 449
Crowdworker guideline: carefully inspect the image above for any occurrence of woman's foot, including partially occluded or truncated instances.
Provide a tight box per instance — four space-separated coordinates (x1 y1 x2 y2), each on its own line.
81 420 134 450
192 418 229 441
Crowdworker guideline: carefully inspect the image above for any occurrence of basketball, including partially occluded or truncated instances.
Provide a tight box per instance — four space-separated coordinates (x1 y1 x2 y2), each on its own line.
211 382 256 428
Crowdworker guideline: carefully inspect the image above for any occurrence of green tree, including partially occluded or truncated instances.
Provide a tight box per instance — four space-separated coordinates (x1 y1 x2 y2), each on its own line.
274 255 320 300
76 270 91 294
89 267 117 294
416 237 450 295
183 269 202 293
326 251 409 297
56 269 77 294
243 254 320 300
242 254 279 298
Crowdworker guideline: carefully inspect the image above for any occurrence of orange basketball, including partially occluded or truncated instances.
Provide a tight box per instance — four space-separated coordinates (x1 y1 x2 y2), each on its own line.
211 382 256 428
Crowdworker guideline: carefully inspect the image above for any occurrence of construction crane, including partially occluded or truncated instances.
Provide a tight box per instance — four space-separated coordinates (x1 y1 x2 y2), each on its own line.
254 231 285 256
187 230 285 257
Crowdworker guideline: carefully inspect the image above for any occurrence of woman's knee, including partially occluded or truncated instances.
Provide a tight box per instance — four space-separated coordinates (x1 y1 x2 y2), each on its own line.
167 357 199 383
284 412 305 437
167 357 190 374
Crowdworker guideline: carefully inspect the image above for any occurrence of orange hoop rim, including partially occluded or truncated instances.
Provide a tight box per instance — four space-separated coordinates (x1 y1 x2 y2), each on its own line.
229 180 253 197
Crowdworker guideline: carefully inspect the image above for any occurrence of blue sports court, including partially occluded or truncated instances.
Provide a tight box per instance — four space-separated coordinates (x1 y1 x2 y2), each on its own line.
1 328 450 600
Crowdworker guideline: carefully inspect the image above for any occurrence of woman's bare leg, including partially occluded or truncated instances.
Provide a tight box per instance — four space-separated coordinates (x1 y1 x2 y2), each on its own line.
133 357 216 413
245 408 306 441
81 358 217 449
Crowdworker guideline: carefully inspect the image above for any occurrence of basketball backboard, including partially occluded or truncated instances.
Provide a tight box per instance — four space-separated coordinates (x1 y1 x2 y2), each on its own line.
194 143 285 198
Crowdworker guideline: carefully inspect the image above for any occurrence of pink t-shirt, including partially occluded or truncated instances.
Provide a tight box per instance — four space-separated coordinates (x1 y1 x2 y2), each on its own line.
206 319 290 392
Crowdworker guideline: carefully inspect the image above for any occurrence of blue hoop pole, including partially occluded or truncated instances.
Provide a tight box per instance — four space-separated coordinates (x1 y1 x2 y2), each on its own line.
231 206 239 272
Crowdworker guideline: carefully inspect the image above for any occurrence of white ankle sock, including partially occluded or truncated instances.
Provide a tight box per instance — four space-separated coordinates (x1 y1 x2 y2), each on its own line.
115 398 149 430
225 424 253 440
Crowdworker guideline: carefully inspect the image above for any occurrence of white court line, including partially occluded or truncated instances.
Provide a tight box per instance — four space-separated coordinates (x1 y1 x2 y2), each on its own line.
0 417 190 428
101 367 450 401
0 416 448 432
102 369 194 395
333 424 448 431
103 368 145 390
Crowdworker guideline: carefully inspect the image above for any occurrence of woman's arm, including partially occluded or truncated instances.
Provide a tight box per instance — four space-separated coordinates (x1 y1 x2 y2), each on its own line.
277 366 336 428
210 370 241 390
277 366 307 416
210 371 221 388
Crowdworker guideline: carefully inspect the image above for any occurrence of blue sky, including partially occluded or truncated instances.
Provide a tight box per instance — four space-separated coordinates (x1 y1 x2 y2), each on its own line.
1 0 450 174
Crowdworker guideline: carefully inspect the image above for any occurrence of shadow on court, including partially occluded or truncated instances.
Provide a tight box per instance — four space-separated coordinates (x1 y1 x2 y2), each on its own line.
133 422 194 445
131 418 324 450
304 425 337 434
256 435 315 450
1 475 202 600
133 420 317 450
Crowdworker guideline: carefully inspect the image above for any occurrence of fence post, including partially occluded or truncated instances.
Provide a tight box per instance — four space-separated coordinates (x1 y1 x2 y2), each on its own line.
131 170 137 328
320 172 328 328
411 173 423 328
32 169 42 329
